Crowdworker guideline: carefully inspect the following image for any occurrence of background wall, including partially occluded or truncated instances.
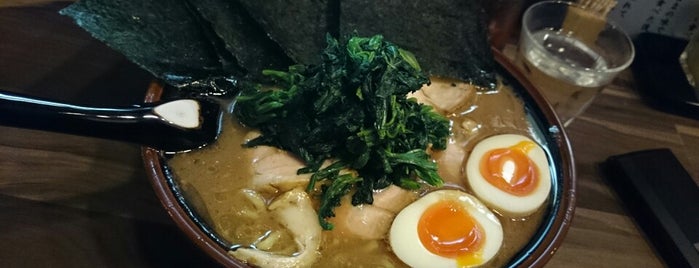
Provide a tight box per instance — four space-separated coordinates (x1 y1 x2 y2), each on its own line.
608 0 699 39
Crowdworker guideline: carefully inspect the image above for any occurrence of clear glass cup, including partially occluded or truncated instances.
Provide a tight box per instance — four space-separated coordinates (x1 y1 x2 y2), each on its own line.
680 31 699 91
516 0 635 126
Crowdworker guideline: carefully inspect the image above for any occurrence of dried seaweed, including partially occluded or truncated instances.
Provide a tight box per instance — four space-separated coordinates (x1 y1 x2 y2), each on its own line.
60 0 239 84
237 0 333 65
61 0 497 89
186 0 293 79
340 0 498 89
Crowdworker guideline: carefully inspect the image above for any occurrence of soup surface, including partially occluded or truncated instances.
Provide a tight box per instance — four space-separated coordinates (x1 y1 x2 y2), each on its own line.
168 77 547 267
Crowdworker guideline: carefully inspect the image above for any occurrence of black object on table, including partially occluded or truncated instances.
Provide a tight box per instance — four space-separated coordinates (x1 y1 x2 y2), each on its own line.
601 148 699 268
631 33 699 121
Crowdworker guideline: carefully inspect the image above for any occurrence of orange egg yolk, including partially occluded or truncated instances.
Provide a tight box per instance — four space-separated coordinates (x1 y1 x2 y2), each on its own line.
418 200 484 265
479 140 539 196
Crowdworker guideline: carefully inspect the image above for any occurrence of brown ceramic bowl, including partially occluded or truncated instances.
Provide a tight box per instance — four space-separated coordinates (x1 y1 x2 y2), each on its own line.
142 49 576 268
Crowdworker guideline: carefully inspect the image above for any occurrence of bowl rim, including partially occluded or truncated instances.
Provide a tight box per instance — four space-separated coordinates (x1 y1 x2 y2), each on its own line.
141 48 577 268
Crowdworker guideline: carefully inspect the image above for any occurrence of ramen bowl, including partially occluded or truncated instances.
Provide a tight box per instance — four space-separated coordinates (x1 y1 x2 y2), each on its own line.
142 49 576 268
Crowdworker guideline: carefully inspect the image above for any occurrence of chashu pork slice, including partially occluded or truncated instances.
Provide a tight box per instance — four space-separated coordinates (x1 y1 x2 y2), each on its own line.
245 131 311 194
329 185 418 240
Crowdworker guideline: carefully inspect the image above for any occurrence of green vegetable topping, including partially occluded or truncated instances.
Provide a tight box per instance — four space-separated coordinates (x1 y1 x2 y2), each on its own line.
234 34 450 230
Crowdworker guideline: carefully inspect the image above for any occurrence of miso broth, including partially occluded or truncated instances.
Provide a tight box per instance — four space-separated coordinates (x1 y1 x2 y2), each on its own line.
168 78 546 267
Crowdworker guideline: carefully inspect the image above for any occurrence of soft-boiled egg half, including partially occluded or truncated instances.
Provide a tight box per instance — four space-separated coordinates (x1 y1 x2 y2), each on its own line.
465 134 551 217
389 190 503 268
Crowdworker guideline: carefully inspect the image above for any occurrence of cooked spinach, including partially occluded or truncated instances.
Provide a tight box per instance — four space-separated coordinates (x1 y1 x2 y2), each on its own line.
235 34 450 230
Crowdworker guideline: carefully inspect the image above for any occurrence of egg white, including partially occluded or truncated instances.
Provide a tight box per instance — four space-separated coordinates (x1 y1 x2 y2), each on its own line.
389 190 503 268
465 134 551 217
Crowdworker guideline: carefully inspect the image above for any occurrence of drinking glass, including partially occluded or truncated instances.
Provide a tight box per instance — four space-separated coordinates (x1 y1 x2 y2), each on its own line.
680 31 699 91
517 0 635 126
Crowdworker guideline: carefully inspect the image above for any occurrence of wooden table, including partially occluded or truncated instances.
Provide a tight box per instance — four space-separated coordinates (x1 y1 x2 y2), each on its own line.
1 2 696 267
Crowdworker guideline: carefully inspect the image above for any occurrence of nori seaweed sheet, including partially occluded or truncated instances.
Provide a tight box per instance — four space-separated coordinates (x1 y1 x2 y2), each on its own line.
61 0 497 89
236 0 333 65
186 0 294 79
339 0 497 89
59 0 239 84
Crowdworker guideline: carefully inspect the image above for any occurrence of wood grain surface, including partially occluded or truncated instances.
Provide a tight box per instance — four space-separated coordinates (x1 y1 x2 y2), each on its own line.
1 2 697 267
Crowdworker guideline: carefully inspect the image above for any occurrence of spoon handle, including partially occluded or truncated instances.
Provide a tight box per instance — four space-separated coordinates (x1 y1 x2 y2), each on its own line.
0 89 221 152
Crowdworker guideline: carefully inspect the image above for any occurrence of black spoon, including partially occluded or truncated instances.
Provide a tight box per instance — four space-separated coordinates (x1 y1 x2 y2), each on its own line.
0 88 223 152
